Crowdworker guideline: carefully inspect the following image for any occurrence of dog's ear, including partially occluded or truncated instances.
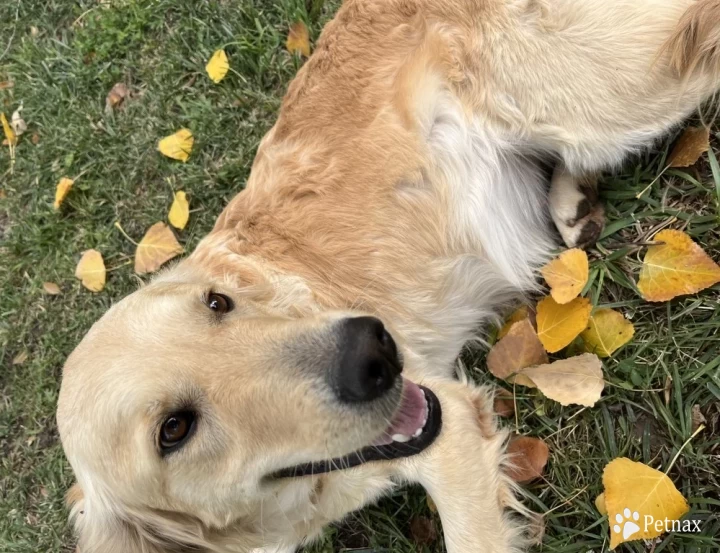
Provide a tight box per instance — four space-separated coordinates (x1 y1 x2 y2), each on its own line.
663 0 720 77
66 482 181 553
66 481 231 553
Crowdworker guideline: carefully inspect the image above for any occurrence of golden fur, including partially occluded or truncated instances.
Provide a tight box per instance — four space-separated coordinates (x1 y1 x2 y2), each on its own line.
58 1 720 552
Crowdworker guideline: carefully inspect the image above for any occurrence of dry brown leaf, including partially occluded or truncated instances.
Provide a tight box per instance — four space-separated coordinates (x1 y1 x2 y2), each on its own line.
541 248 589 304
518 353 605 407
493 389 515 418
487 319 547 387
638 229 720 302
12 351 28 365
691 405 706 433
135 222 184 274
75 249 106 292
0 81 14 90
536 296 592 353
43 282 61 295
506 435 549 483
409 516 437 545
668 126 710 167
31 132 40 145
286 21 311 57
106 82 129 111
497 305 535 339
664 375 672 406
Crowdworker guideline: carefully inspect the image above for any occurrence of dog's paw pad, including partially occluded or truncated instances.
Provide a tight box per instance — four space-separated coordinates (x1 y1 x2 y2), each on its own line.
555 201 605 249
613 508 641 540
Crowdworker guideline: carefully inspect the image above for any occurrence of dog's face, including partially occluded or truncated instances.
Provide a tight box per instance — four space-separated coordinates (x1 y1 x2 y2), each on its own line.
57 261 440 548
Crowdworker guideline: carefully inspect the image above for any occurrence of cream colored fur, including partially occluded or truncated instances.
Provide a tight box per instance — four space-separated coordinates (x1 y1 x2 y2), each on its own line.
57 1 720 552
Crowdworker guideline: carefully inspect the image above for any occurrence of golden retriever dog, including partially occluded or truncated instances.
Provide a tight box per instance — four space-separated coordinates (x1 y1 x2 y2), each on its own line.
57 0 720 551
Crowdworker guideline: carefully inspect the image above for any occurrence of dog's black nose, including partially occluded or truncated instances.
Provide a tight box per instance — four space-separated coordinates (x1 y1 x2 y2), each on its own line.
332 316 402 403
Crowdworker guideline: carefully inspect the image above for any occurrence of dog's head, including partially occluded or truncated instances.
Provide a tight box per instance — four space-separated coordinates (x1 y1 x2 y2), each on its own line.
57 258 441 552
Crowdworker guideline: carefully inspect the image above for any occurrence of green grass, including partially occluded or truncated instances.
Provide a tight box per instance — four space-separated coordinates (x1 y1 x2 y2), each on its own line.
0 1 718 552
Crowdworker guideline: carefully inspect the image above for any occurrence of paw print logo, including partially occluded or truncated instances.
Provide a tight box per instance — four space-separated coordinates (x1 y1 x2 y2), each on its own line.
613 508 640 539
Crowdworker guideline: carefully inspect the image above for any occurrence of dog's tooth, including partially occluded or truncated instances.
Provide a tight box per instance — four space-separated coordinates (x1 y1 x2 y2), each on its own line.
392 433 411 443
413 427 423 438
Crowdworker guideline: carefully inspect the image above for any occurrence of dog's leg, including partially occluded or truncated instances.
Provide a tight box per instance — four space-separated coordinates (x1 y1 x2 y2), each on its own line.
398 381 523 553
549 164 604 249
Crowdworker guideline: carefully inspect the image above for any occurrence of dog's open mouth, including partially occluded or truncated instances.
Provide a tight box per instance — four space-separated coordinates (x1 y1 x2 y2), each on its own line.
270 379 442 479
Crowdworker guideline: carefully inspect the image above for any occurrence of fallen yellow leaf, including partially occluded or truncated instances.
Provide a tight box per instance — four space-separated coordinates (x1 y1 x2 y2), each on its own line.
54 177 74 209
518 353 605 407
135 222 183 274
1 112 16 146
43 282 61 295
668 126 710 168
536 296 592 353
158 128 194 162
75 249 106 292
603 458 689 549
487 319 546 387
638 229 720 302
206 49 229 83
541 248 588 304
12 351 28 365
286 21 311 57
497 305 533 339
168 190 189 230
595 493 607 515
581 309 634 357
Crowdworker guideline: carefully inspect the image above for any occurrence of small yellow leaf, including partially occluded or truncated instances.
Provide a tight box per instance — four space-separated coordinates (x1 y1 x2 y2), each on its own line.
75 249 106 292
43 282 61 295
603 458 689 549
595 493 607 515
497 305 532 339
668 126 710 168
426 494 437 514
487 319 547 387
518 353 605 407
168 191 189 230
158 128 194 162
581 309 634 358
135 222 183 275
12 350 28 365
206 49 229 83
54 177 74 210
1 112 16 146
286 21 311 57
536 296 592 353
638 229 720 302
541 248 589 304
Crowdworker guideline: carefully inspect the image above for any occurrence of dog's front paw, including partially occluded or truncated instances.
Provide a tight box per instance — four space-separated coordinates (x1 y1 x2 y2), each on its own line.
549 166 605 249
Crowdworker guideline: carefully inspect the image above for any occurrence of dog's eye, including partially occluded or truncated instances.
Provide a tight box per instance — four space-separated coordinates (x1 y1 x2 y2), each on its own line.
160 412 195 450
207 293 233 314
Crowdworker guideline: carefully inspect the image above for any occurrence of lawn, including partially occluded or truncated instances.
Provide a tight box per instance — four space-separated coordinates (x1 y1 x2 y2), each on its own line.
0 1 718 552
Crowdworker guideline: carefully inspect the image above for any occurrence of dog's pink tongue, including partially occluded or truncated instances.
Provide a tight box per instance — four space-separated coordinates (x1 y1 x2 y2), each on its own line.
373 379 427 446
